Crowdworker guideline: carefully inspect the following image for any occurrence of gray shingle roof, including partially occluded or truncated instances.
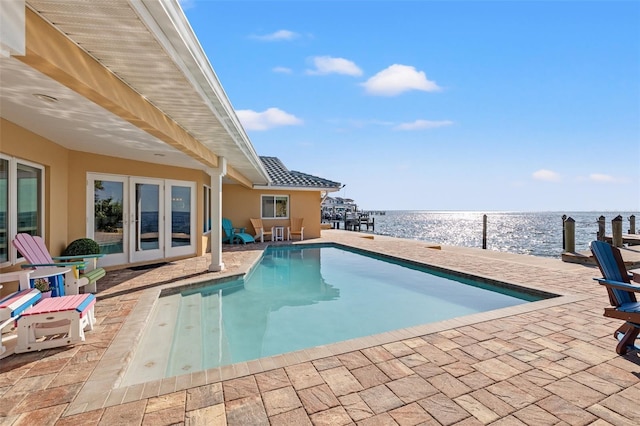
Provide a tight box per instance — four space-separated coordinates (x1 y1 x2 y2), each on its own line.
260 156 342 189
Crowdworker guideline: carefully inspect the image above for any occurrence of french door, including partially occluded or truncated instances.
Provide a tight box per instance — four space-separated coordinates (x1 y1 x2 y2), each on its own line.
87 174 195 267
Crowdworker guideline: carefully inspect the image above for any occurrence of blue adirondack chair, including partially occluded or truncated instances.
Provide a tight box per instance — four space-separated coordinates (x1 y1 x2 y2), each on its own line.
590 240 640 355
222 218 255 244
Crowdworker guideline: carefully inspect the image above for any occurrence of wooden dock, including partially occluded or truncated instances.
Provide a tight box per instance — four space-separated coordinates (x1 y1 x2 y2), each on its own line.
562 244 640 268
603 233 640 246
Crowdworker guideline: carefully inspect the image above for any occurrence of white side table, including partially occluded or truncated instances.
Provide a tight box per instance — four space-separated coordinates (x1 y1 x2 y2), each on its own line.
274 226 285 241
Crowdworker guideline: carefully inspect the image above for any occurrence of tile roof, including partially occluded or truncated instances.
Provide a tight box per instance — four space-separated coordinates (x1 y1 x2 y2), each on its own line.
260 156 342 189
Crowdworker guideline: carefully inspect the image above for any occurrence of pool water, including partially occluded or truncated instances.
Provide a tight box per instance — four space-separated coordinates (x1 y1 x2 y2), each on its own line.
122 245 545 386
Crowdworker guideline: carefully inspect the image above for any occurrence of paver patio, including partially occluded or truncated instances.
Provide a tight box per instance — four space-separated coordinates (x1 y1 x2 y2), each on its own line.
1 230 639 425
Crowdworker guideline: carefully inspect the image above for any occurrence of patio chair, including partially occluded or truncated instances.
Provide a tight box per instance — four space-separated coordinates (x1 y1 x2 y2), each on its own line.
12 233 106 295
590 240 640 355
250 218 274 243
222 218 255 244
288 217 304 241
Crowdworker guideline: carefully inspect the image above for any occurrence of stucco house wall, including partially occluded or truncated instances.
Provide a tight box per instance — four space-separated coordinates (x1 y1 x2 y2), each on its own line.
222 184 323 239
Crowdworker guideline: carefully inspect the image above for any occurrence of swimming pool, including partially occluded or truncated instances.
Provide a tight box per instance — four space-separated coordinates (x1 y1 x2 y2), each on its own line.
121 244 550 386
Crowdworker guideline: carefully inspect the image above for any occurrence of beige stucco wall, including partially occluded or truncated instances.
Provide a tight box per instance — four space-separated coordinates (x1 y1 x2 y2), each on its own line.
0 118 70 255
0 119 214 295
222 184 323 239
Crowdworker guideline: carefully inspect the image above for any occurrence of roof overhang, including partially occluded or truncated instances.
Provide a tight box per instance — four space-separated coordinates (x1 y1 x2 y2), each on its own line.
0 0 270 185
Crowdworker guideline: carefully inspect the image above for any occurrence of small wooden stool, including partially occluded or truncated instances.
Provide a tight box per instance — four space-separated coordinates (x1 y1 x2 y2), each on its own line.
15 294 96 353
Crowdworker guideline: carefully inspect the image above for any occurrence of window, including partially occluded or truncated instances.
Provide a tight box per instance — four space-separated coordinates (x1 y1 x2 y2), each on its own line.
203 185 211 233
0 155 44 265
261 195 288 219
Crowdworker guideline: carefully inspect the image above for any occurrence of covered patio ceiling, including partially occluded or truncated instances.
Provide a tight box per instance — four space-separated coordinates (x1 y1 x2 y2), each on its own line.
0 0 269 185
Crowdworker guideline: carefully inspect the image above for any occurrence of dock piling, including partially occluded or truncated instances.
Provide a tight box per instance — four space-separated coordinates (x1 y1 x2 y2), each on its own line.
482 214 487 250
612 215 623 247
562 214 567 250
564 217 575 252
597 215 606 241
630 215 636 234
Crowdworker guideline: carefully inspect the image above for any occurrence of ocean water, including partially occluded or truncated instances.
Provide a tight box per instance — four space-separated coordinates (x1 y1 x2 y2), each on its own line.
369 211 639 258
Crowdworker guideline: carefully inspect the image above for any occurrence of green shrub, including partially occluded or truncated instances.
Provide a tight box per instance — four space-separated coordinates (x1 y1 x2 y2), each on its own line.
62 238 101 256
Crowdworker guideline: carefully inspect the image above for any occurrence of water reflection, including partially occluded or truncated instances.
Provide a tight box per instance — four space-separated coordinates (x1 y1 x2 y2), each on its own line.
374 211 638 257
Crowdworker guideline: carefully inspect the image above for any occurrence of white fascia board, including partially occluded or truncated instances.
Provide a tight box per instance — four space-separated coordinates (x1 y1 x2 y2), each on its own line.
134 0 270 182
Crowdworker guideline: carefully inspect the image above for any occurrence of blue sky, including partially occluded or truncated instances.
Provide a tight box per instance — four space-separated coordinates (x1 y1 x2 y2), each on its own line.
182 1 639 212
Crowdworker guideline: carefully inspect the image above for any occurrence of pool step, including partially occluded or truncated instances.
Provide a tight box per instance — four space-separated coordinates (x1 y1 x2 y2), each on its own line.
167 292 204 376
120 294 181 387
201 290 230 368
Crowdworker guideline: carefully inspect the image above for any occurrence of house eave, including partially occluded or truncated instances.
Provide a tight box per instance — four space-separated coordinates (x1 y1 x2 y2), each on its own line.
252 185 342 192
18 0 271 185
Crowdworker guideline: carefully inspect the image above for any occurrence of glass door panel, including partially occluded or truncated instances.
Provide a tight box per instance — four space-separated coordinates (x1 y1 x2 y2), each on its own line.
131 179 163 262
89 175 128 267
0 159 7 264
171 185 190 247
16 164 42 236
166 182 195 257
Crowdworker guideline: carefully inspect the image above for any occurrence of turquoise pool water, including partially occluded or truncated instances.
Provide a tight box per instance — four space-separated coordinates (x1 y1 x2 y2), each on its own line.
122 244 547 385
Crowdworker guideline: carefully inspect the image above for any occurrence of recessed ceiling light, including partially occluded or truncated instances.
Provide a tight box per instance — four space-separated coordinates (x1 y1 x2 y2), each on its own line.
33 93 58 103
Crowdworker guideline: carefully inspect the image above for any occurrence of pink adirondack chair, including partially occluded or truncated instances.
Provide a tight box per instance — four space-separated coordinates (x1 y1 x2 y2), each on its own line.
12 234 105 295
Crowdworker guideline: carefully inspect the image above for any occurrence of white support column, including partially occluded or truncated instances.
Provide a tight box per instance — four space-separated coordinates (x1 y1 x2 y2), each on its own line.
208 158 227 272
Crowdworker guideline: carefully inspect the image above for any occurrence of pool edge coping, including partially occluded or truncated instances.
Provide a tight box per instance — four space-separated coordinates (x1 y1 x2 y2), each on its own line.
66 241 582 416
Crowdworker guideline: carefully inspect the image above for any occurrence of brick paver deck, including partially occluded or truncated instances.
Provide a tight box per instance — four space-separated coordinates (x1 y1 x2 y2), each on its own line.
1 230 639 425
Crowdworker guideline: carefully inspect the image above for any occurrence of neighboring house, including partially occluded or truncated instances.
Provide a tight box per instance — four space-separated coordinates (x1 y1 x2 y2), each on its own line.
223 157 341 239
0 0 340 295
321 197 358 219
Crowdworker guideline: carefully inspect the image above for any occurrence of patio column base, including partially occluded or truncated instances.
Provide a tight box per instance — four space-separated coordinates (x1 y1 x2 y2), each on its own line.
209 262 224 272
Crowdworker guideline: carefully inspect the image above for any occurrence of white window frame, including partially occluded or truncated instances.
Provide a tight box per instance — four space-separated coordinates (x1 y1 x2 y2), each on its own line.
0 154 45 267
261 194 289 219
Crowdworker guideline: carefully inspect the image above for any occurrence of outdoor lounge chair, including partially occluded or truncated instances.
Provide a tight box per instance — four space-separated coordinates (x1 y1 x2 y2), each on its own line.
0 270 40 355
14 293 96 353
222 218 255 244
12 233 106 295
288 217 304 241
250 218 274 243
590 240 640 355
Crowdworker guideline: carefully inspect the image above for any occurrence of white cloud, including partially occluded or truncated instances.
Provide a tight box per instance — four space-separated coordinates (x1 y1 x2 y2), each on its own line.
589 173 616 183
236 108 303 131
306 56 363 76
273 66 293 74
251 30 299 41
532 169 561 182
394 119 453 131
361 64 441 96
